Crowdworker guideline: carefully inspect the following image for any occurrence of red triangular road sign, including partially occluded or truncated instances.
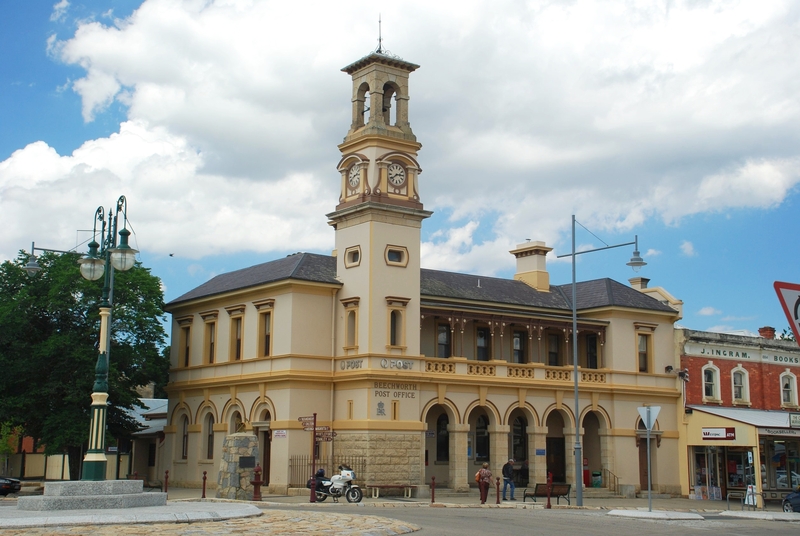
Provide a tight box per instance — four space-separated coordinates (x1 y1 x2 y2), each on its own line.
774 281 800 346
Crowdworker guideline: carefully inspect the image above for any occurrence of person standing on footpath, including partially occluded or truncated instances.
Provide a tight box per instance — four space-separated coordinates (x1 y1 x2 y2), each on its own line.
502 458 516 500
478 462 493 504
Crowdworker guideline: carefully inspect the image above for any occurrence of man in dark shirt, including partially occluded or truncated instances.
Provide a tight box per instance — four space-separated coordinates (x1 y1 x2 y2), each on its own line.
502 458 516 500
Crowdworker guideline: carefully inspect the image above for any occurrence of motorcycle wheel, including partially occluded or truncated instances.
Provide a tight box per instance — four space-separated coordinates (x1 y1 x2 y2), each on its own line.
315 492 328 502
345 487 363 503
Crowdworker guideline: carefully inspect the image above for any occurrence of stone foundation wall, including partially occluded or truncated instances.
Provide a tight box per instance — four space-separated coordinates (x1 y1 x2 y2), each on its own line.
216 433 260 500
336 432 421 485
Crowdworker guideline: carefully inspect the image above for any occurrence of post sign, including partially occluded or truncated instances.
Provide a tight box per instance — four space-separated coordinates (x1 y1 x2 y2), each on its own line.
304 425 330 431
315 431 337 439
637 406 661 431
298 416 315 423
774 281 800 345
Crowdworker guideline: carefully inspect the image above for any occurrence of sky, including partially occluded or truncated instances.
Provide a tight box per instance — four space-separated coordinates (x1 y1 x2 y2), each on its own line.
1 0 799 338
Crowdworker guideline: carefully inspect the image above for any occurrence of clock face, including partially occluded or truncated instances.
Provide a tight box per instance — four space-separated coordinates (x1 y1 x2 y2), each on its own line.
348 166 360 188
387 163 406 186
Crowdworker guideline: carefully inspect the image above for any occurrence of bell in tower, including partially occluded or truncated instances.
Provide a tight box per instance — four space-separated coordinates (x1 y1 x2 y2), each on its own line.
335 47 424 212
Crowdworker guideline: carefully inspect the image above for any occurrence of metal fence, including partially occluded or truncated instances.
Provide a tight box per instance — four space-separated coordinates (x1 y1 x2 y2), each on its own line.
289 455 367 487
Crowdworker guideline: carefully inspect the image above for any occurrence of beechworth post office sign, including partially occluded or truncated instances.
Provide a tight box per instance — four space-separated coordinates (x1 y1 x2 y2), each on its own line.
684 343 800 366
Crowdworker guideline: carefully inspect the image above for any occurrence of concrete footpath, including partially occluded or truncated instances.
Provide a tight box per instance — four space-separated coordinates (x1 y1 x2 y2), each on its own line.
1 486 799 535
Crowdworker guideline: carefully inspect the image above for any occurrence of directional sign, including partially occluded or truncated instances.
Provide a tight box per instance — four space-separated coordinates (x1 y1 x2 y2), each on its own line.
775 281 800 345
298 416 315 423
304 425 330 431
315 431 337 437
317 436 334 442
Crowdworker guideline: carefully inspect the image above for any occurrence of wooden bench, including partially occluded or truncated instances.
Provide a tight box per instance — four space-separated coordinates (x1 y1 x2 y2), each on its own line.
365 484 414 499
522 483 571 505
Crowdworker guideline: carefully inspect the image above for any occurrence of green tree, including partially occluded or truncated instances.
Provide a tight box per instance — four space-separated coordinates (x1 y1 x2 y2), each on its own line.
0 250 167 479
779 328 796 342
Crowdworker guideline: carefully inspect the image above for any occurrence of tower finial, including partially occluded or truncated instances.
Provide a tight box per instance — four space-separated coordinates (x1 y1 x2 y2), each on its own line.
377 14 383 53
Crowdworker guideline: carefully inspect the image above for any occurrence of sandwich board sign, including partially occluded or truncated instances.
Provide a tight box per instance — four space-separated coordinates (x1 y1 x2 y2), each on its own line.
774 281 800 346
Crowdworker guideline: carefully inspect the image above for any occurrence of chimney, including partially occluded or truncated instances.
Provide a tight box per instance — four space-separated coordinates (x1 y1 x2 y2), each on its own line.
758 326 776 339
629 277 650 290
510 241 552 292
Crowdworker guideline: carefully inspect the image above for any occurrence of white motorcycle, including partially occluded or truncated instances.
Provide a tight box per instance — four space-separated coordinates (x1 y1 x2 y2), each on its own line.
308 465 363 503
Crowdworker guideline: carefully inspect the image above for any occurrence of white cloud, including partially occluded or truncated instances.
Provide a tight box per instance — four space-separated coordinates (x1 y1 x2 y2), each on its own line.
644 249 661 257
680 241 696 257
3 0 800 271
50 0 70 22
698 307 721 316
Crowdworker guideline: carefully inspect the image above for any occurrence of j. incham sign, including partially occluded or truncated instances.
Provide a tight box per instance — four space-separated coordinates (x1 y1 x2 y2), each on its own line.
684 343 800 366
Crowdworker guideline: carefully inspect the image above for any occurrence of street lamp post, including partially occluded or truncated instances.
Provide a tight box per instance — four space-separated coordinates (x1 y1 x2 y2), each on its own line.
557 214 646 507
75 196 138 481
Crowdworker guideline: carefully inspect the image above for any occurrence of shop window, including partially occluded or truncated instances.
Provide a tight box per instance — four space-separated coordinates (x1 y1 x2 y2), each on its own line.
182 326 191 367
634 323 656 373
342 298 359 351
547 334 560 366
253 299 275 358
476 327 491 361
512 416 528 464
732 367 749 404
181 415 189 460
637 334 650 372
205 322 216 364
702 364 720 401
437 323 451 358
586 334 598 369
475 415 490 462
205 413 215 459
512 331 526 364
436 413 449 462
781 373 798 407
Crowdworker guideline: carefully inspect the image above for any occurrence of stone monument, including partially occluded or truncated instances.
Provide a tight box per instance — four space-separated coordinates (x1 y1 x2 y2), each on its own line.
17 480 166 511
216 433 260 500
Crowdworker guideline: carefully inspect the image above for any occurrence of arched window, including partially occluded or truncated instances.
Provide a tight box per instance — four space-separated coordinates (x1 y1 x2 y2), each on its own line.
205 413 215 459
230 411 243 434
702 363 720 401
436 413 449 462
181 415 189 460
475 415 490 462
346 310 356 347
732 367 749 403
390 310 402 346
781 373 797 406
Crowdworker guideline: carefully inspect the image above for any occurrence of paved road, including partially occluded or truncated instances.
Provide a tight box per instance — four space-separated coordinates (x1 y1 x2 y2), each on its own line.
263 504 800 536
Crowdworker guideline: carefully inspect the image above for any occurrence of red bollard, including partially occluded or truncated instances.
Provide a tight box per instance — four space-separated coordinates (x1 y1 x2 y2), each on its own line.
251 464 263 501
202 471 207 499
164 470 169 494
546 471 552 509
431 476 436 504
496 477 501 505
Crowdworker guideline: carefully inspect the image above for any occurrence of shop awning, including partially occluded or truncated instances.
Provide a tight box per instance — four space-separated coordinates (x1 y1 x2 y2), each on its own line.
688 406 795 428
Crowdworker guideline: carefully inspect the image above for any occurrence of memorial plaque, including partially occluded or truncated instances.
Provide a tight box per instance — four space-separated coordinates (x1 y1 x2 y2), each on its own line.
239 456 256 468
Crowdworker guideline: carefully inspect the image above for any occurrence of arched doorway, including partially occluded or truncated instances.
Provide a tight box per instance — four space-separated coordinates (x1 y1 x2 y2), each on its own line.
257 409 272 485
508 410 529 487
466 407 493 486
545 411 566 483
424 405 453 486
582 411 602 482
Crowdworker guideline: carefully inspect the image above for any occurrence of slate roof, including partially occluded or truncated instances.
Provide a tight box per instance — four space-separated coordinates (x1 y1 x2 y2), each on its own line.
166 252 676 315
167 253 339 307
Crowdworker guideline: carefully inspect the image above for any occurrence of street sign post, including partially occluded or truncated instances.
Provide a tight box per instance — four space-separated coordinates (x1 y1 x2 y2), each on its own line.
298 416 315 423
304 425 331 431
774 281 800 345
637 406 661 512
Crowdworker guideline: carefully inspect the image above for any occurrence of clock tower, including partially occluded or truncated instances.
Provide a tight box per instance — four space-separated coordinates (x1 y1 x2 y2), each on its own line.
328 48 431 357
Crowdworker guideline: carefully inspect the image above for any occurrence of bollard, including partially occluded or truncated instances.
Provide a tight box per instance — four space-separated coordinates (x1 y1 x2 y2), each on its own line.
546 471 552 509
431 476 436 504
496 477 501 505
164 470 169 494
251 464 264 502
202 471 207 499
